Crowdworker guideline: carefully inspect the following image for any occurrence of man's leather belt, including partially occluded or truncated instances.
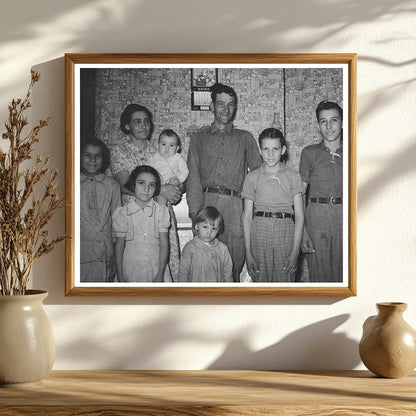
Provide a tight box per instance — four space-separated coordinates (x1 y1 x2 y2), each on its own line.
309 197 342 204
255 211 294 219
204 186 240 197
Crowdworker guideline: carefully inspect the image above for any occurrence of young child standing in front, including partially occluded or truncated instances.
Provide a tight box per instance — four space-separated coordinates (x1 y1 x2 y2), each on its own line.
178 206 233 283
300 100 343 282
80 137 121 282
148 129 189 205
112 165 171 282
242 128 305 282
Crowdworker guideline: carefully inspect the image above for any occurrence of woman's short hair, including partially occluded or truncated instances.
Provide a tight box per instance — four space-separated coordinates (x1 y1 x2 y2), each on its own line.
80 137 111 173
195 206 225 235
124 165 161 197
315 100 343 121
120 103 154 137
258 128 289 163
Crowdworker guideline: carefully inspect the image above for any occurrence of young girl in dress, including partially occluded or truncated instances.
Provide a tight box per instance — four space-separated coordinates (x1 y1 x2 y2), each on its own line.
178 206 233 283
112 165 171 282
242 128 305 282
80 137 121 282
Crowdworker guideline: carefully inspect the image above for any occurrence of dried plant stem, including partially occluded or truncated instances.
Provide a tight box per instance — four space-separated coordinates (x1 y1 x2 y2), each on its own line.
0 71 66 295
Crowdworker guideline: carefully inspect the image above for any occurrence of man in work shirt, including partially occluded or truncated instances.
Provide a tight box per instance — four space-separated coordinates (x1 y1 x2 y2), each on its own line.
186 83 262 282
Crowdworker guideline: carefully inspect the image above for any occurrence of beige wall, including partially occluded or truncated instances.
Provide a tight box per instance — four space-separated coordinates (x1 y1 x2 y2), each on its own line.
0 0 415 370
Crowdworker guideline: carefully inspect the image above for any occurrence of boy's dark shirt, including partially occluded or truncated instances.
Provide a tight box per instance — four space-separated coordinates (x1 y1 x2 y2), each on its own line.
299 140 343 198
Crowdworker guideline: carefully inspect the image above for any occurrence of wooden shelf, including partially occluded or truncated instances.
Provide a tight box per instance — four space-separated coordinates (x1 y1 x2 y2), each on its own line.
1 370 415 415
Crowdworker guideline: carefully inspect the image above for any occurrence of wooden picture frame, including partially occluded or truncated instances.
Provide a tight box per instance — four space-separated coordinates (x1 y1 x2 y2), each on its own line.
65 53 357 296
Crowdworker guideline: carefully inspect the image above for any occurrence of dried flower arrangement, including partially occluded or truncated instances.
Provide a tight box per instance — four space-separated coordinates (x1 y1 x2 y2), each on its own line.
0 71 66 295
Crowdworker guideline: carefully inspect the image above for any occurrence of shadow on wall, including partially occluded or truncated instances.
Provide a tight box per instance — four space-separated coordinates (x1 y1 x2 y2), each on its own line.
358 139 416 209
207 314 360 370
0 0 414 96
54 308 359 370
0 1 413 52
54 308 199 369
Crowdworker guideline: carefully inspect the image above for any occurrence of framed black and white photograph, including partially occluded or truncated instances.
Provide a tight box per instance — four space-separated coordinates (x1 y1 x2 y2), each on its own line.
65 53 356 297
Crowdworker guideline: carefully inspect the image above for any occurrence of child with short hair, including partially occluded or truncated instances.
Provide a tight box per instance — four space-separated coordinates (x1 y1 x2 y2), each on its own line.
148 129 189 205
112 165 171 282
80 137 121 282
300 100 343 282
178 206 233 283
242 128 305 282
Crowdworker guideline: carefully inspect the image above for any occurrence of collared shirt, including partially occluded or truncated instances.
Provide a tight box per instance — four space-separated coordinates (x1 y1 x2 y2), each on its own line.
112 199 170 241
241 164 305 214
186 123 262 214
299 140 343 198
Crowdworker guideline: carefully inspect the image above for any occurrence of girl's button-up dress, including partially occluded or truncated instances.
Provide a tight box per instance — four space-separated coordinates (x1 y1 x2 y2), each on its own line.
112 199 170 282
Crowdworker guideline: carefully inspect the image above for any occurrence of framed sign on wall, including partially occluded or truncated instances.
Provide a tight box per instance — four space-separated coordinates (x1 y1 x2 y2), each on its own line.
65 53 357 297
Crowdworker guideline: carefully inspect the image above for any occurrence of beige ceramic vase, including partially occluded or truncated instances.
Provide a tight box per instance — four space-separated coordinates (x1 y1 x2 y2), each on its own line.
359 302 416 378
0 290 55 387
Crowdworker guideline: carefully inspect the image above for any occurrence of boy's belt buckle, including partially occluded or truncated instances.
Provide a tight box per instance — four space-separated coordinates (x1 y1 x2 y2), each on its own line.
329 197 336 204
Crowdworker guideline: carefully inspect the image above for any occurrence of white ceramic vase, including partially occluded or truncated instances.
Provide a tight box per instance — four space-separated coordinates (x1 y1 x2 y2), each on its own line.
0 290 55 387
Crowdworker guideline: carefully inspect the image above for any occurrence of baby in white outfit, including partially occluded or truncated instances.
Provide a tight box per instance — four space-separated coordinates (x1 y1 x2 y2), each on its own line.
148 129 189 205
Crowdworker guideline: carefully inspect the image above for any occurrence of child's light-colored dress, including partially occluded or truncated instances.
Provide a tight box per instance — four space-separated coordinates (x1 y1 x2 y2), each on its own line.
178 237 233 283
112 199 171 282
80 173 121 282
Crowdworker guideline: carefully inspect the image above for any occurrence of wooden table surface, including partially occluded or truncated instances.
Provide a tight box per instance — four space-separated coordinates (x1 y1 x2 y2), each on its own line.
0 370 415 415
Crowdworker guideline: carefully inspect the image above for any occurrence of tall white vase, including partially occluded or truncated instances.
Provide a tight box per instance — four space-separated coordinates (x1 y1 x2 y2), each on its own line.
0 290 55 387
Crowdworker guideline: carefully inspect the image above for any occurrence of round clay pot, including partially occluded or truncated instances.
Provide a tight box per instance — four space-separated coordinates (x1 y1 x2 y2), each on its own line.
359 302 416 378
0 290 55 387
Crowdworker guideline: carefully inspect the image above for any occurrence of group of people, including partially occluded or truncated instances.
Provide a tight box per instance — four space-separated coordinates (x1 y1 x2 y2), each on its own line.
80 82 343 284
